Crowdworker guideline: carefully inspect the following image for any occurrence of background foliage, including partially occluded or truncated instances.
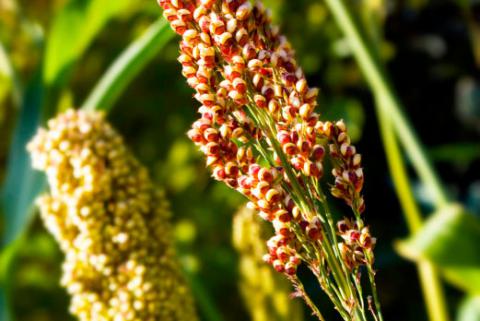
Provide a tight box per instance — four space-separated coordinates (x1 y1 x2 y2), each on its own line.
0 0 479 320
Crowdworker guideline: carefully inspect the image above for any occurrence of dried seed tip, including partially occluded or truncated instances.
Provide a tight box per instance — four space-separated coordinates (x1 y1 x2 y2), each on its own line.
29 109 198 321
268 100 280 114
284 261 297 275
171 20 187 34
183 29 199 42
275 209 291 223
353 153 362 167
265 189 281 203
311 145 325 161
236 1 252 20
299 103 312 119
305 87 319 101
273 260 285 273
258 168 273 183
248 58 263 70
291 206 301 221
306 224 322 241
283 143 297 156
218 32 233 45
334 119 345 131
163 8 177 21
193 6 207 20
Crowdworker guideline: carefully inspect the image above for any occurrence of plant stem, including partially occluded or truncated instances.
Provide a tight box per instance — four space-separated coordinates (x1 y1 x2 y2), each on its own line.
375 97 449 321
291 276 327 321
364 251 384 321
323 0 449 210
82 18 174 112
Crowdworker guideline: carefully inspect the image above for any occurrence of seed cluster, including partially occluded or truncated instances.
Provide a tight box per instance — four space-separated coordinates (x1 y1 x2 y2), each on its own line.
232 206 303 321
322 121 365 213
158 0 372 276
28 110 198 321
337 218 376 270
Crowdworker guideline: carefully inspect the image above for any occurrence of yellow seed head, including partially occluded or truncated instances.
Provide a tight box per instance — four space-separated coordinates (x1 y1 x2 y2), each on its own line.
28 109 198 321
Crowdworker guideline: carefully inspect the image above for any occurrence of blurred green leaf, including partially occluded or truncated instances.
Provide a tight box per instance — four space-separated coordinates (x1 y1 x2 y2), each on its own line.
429 143 480 165
82 18 174 112
0 237 21 321
0 291 8 321
457 296 480 321
397 204 480 294
0 69 46 246
44 0 131 87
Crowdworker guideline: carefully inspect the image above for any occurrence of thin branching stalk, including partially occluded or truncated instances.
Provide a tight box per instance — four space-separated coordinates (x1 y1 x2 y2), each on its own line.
321 0 450 319
158 1 383 320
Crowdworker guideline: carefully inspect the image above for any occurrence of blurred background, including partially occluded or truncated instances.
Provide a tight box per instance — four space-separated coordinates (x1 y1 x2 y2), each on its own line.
1 0 480 321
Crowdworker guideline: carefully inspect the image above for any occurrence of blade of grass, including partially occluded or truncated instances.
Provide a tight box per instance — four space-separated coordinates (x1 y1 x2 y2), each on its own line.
42 0 132 118
0 68 46 247
82 18 174 112
0 66 46 321
44 0 131 88
376 93 449 321
323 0 449 210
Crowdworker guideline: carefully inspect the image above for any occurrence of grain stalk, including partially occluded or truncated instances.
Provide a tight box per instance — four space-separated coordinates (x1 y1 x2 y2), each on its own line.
158 1 384 320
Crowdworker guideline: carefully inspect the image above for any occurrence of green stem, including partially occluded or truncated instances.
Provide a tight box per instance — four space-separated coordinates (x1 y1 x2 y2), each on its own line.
323 0 449 210
376 94 449 321
364 251 384 321
81 18 174 112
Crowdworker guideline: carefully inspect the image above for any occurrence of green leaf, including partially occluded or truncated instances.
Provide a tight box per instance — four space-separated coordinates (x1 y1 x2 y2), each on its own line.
44 0 131 87
0 67 46 321
0 40 22 106
82 18 174 112
0 288 10 321
0 69 46 246
429 143 480 166
457 296 480 321
397 204 480 294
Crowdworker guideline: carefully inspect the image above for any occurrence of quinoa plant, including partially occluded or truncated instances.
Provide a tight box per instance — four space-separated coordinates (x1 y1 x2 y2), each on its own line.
157 0 383 320
28 110 198 321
